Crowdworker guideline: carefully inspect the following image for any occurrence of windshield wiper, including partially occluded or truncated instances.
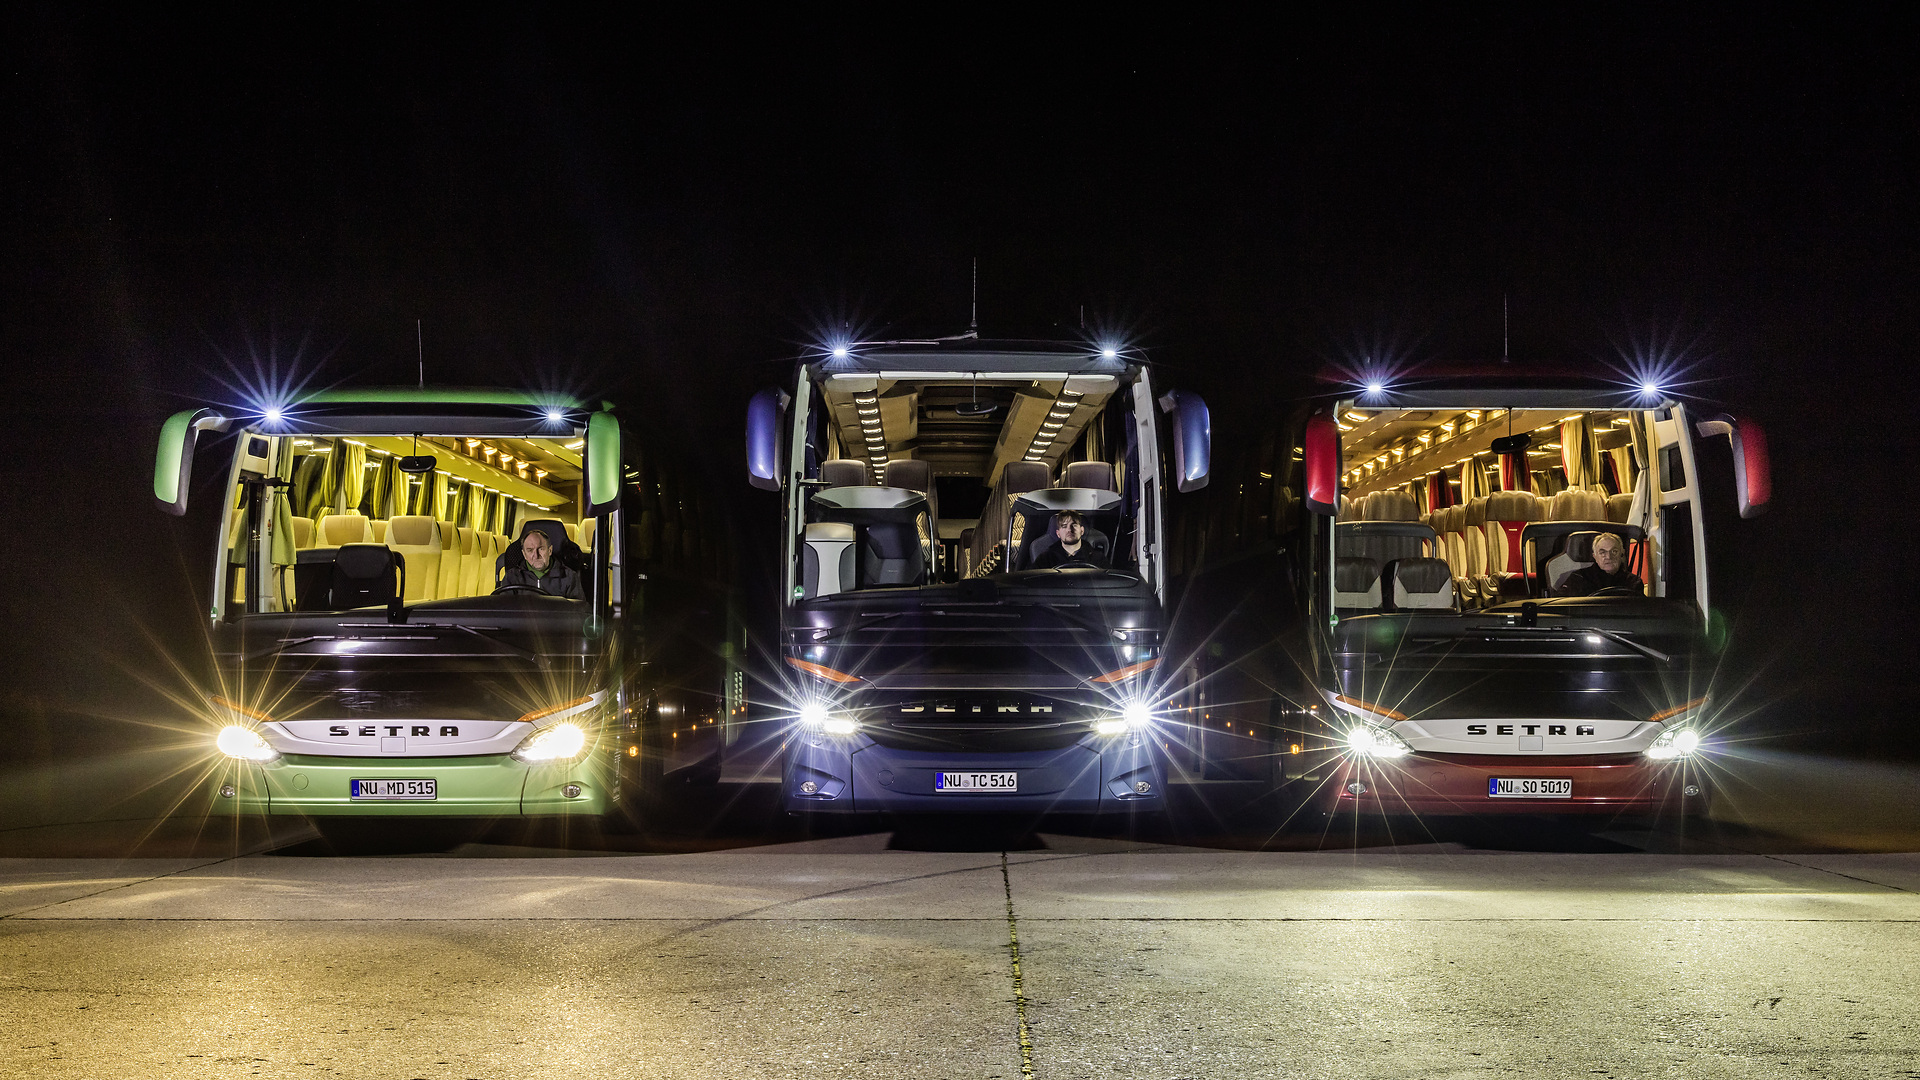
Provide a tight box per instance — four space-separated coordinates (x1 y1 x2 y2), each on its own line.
1578 625 1673 663
450 624 547 665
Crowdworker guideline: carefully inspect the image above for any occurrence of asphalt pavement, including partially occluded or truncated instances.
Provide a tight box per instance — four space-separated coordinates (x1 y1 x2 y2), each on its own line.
3 747 1920 1078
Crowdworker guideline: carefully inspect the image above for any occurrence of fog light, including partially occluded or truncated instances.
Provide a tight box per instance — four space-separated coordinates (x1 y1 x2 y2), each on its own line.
1346 781 1368 795
1134 780 1153 794
799 780 819 795
218 784 236 799
561 783 583 799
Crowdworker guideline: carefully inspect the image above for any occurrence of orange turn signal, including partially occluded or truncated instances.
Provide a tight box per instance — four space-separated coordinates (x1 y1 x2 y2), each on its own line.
1331 694 1408 722
210 695 275 724
786 658 864 684
1647 697 1708 724
1091 658 1160 684
516 696 595 724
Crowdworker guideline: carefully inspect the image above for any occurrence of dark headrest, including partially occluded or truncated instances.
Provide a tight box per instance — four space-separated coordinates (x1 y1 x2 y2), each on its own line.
1001 461 1051 495
1059 461 1116 492
821 460 871 488
1335 557 1380 592
883 458 933 493
959 528 974 547
334 543 397 579
1565 531 1598 562
1389 557 1452 592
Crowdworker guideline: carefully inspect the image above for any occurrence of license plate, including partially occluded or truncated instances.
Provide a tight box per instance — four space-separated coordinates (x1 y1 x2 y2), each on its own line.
350 778 437 800
934 771 1017 793
1489 777 1572 799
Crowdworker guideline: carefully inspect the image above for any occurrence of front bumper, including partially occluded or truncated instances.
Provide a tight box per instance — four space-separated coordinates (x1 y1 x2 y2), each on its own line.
784 736 1163 815
207 751 614 818
1316 752 1708 817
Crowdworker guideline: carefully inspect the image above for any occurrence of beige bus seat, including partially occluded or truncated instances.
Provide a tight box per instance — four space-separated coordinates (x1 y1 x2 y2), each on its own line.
455 527 480 596
1335 558 1382 610
577 518 596 554
370 519 388 543
1363 489 1419 521
564 522 582 549
315 514 376 548
433 521 462 600
1388 558 1457 610
1552 489 1607 522
384 516 443 602
1606 493 1634 524
1482 490 1543 600
1461 498 1489 605
290 517 315 550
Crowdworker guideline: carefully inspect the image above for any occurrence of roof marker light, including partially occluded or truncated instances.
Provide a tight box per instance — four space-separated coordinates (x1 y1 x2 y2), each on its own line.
264 408 284 424
1101 347 1118 359
545 408 564 422
1366 381 1384 395
831 346 850 359
1640 381 1661 396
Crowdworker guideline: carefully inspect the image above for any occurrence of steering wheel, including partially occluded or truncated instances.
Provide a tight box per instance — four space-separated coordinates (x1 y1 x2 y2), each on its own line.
1591 586 1639 597
491 585 546 596
1052 559 1102 570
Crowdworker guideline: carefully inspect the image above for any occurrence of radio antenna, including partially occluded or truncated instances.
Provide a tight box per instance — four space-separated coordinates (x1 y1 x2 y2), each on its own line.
416 319 425 387
969 258 978 337
1501 295 1509 364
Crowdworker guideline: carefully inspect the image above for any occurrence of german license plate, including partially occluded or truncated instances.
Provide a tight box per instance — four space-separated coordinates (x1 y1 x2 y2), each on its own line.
350 778 437 800
934 771 1017 793
1489 777 1571 799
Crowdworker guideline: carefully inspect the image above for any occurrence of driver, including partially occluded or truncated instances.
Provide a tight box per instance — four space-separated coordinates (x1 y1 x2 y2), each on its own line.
1029 510 1109 569
499 527 585 599
1561 532 1643 597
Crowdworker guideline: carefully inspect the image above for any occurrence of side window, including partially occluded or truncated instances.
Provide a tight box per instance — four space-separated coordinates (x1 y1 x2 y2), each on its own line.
1659 445 1687 492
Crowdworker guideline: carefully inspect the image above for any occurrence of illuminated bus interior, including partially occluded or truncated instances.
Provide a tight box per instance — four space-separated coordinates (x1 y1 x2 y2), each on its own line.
224 432 592 611
805 372 1141 594
1334 405 1669 612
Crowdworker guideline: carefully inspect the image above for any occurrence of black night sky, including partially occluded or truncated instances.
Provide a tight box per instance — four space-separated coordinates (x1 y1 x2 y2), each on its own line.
2 9 1913 760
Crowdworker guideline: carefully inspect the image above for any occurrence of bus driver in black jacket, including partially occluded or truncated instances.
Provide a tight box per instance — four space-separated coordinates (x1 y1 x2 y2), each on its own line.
500 527 585 599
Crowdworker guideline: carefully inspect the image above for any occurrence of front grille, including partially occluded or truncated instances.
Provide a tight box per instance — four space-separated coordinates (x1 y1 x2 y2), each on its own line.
864 721 1090 752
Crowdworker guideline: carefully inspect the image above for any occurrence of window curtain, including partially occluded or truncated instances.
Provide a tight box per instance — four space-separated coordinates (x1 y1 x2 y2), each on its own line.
365 456 400 519
335 442 368 513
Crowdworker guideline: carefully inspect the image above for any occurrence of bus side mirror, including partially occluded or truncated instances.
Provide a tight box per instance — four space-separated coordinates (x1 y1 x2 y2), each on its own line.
1697 415 1771 519
1159 390 1211 492
1728 417 1770 518
153 408 230 516
746 386 787 491
586 410 622 511
1303 413 1340 516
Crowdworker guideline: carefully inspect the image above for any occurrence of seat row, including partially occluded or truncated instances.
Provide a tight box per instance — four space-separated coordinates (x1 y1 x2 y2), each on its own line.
285 513 595 603
1346 485 1633 607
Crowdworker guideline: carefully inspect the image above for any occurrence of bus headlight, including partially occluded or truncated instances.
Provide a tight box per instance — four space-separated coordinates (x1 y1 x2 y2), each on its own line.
798 701 857 736
1644 728 1701 761
1345 725 1411 759
215 725 279 762
513 722 588 763
1096 701 1155 736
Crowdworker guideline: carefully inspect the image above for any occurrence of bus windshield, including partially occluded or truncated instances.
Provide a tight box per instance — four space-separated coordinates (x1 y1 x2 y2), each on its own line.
220 430 593 616
1334 404 1680 613
796 367 1147 597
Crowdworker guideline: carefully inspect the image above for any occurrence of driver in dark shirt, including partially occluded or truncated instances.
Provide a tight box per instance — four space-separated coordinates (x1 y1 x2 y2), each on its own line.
1561 531 1644 596
1029 510 1109 569
499 527 585 598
